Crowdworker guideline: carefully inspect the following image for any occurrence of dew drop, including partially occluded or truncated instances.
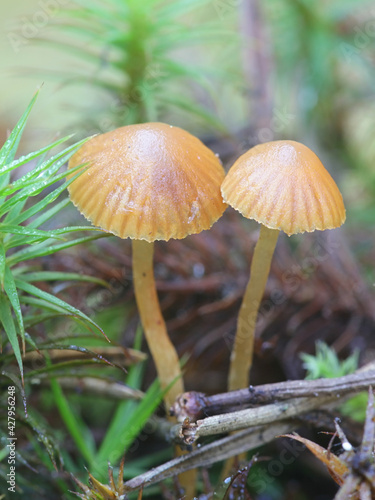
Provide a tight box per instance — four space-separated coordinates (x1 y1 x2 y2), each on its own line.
193 263 205 278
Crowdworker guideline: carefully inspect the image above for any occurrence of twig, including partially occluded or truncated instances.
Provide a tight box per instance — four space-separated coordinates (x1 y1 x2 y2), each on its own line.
123 421 292 493
172 364 375 422
174 364 375 444
179 395 334 444
22 346 147 366
122 371 375 493
30 376 144 400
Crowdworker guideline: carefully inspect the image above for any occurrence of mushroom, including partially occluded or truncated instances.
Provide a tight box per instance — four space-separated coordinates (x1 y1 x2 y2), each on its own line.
67 123 227 410
221 140 346 391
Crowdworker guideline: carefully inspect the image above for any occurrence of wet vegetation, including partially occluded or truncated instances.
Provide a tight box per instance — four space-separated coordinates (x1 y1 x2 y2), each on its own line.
1 1 375 498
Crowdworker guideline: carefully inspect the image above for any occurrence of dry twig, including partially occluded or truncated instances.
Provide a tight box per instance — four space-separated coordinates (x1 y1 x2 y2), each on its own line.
123 421 292 493
175 363 375 444
172 363 375 422
121 365 375 494
31 376 144 400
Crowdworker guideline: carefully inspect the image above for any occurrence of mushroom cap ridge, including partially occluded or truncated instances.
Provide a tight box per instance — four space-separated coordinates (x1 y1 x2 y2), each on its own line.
221 140 346 236
68 122 227 242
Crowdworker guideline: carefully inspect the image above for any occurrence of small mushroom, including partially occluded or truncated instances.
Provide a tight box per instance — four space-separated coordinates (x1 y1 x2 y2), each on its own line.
221 140 346 391
68 123 226 410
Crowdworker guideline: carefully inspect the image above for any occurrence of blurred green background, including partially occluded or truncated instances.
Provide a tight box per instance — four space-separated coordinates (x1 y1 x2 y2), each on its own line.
1 0 375 233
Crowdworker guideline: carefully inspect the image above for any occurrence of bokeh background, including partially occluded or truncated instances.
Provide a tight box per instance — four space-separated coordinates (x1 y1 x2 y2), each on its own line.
2 1 375 226
1 1 375 499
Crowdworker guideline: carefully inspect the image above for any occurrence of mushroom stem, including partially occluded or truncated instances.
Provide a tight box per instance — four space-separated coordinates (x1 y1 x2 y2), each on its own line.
228 225 279 391
132 240 197 497
132 239 184 411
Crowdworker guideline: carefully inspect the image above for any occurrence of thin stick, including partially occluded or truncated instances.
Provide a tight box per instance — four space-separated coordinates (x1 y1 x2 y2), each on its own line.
228 225 279 391
122 372 375 494
176 364 375 444
31 376 144 400
132 239 184 411
173 366 375 422
180 395 335 444
123 421 292 493
22 346 146 366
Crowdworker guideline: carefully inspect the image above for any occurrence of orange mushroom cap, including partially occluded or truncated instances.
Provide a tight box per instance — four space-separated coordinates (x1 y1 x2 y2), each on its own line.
68 123 227 242
221 140 346 236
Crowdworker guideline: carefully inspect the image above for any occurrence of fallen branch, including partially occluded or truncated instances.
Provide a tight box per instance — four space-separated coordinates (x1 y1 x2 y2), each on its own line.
30 376 144 400
121 364 375 493
171 363 375 422
174 363 375 444
123 421 292 493
179 394 335 444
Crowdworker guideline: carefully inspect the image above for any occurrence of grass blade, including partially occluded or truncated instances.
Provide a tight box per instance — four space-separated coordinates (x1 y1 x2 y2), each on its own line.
7 233 108 265
0 293 23 380
0 160 87 221
15 279 107 339
3 265 25 352
0 91 39 168
0 138 88 197
94 378 164 477
50 376 95 464
4 198 70 236
0 135 72 178
20 271 108 288
93 328 165 477
0 225 65 239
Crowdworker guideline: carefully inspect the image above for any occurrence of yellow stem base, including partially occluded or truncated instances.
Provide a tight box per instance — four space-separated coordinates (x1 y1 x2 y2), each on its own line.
132 240 196 496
